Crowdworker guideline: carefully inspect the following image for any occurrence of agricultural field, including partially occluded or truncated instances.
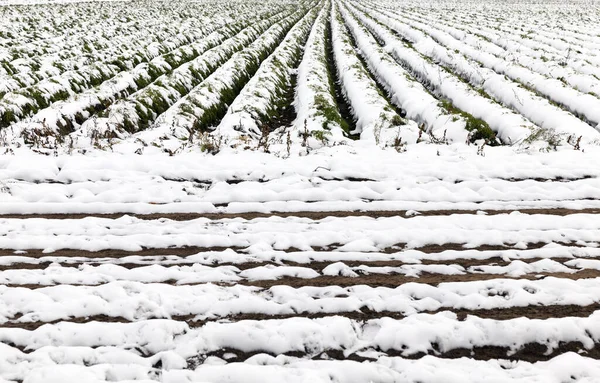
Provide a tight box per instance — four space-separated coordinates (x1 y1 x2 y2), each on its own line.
2 0 600 382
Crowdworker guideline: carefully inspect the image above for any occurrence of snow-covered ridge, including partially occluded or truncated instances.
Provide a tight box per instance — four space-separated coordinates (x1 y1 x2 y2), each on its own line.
216 4 320 141
0 212 599 252
1 0 600 152
291 1 348 146
1 146 600 211
4 314 600 362
353 2 599 142
331 1 416 145
1 270 600 322
337 2 468 142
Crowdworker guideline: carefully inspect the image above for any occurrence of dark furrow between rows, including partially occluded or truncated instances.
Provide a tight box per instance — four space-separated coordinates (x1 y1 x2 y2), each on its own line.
5 338 599 364
0 240 590 258
1 207 599 220
183 341 600 364
343 1 499 143
3 303 599 331
324 3 358 138
376 4 600 129
0 256 580 272
3 268 599 289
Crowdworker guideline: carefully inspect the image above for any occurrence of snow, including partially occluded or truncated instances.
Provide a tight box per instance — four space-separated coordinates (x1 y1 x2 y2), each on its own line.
331 2 418 144
359 4 599 142
291 4 348 145
3 0 600 381
2 146 600 380
216 6 319 141
0 211 598 253
2 141 598 381
1 144 600 213
2 272 600 325
338 3 469 142
4 314 600 383
3 353 600 383
5 313 600 356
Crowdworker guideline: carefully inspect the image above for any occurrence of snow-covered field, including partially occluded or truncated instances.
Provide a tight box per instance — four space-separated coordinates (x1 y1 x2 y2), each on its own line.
2 0 600 382
2 146 600 382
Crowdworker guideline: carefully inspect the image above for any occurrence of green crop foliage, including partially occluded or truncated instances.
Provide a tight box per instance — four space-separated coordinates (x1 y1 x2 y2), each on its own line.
440 99 497 144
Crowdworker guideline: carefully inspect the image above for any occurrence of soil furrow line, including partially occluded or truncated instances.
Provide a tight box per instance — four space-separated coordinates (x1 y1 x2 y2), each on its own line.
3 303 599 331
2 269 599 289
0 241 588 258
1 207 599 221
0 256 579 271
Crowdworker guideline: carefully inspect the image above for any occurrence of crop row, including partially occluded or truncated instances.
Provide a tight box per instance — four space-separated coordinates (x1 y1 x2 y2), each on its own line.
1 0 600 152
8 4 297 141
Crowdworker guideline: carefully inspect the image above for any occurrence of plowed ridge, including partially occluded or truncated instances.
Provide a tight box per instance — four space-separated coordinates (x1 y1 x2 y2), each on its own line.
1 146 600 382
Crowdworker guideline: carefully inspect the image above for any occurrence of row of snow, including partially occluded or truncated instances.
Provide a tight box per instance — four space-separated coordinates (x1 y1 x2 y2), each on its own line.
3 2 300 143
2 346 599 383
0 212 599 251
361 1 600 137
4 313 600 358
0 259 598 319
2 147 600 382
2 144 600 212
0 254 595 286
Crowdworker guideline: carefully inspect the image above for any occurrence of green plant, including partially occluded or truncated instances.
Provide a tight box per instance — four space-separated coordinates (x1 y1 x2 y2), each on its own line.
439 99 497 144
524 127 564 152
311 128 331 144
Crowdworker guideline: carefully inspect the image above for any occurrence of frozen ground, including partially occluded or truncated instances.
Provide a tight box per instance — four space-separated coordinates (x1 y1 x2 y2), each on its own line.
1 143 600 382
2 0 600 381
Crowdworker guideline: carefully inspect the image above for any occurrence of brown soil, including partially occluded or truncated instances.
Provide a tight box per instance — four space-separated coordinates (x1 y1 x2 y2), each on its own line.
186 341 600 366
183 341 600 365
0 240 585 259
239 269 600 289
4 267 598 289
3 303 599 332
387 341 600 362
2 260 597 288
0 256 577 272
1 207 599 364
0 207 599 221
0 246 240 259
420 256 575 267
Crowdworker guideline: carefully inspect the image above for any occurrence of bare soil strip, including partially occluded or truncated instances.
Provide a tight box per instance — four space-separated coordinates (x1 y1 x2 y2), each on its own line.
9 174 597 186
0 241 587 259
3 269 599 289
3 303 599 331
1 208 599 221
0 256 578 271
6 338 598 363
183 341 600 364
0 246 238 259
385 341 600 362
239 269 600 288
7 339 597 363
